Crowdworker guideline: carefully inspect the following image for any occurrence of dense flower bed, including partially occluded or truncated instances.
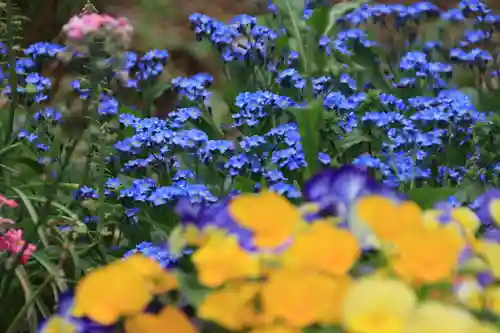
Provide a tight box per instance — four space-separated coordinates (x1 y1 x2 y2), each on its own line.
1 0 500 332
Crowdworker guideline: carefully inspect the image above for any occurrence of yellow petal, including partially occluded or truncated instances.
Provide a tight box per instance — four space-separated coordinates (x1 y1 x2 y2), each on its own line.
229 191 301 248
125 306 196 333
489 199 500 227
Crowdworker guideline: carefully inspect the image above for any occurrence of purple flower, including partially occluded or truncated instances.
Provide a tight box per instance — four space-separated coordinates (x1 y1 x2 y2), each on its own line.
38 292 114 333
175 198 255 251
303 165 404 220
474 188 500 226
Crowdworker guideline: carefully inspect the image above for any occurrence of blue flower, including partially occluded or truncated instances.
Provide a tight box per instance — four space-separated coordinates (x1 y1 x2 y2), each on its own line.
123 241 190 268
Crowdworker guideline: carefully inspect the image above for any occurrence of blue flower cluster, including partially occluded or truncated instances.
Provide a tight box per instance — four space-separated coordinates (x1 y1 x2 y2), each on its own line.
10 0 500 260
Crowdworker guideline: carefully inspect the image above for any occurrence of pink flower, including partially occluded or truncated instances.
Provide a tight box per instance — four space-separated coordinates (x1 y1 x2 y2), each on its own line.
0 229 36 264
0 194 18 208
63 13 133 42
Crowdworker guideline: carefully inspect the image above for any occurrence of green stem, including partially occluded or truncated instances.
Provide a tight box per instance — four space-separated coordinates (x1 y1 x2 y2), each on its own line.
6 269 54 333
284 0 308 74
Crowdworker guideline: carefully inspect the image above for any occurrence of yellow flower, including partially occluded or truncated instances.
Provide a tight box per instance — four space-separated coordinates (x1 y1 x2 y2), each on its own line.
353 196 422 244
475 239 500 278
183 225 229 247
391 225 464 283
484 285 500 316
261 269 341 327
402 301 478 333
39 315 79 333
228 191 301 248
72 255 177 325
280 221 359 276
451 207 481 234
193 233 260 287
124 306 196 333
489 198 500 227
249 325 301 333
454 277 484 310
198 283 260 331
342 277 417 333
317 275 352 325
122 254 178 294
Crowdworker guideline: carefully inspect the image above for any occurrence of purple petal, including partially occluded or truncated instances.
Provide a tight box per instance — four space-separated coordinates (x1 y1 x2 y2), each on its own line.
475 188 500 226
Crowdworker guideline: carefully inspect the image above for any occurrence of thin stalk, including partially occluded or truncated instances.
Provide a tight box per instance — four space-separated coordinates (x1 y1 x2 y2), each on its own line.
5 269 54 333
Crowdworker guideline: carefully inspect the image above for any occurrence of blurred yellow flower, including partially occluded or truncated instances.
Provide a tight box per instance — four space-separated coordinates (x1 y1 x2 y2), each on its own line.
261 269 341 327
198 283 260 331
402 301 478 333
391 225 464 283
249 325 301 333
228 191 301 248
183 225 229 247
354 196 421 244
454 277 484 310
342 277 417 333
193 233 260 287
489 198 500 227
475 239 500 278
72 255 177 325
484 285 500 316
124 306 196 333
123 254 178 293
451 207 481 234
39 315 79 333
280 221 359 276
317 275 352 325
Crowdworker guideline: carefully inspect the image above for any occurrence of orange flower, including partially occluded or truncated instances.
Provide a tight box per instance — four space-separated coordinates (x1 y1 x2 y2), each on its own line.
72 255 177 325
391 225 465 284
261 269 340 327
192 233 260 287
122 254 178 294
354 196 422 244
249 325 301 333
228 191 301 248
125 306 196 333
280 221 360 276
317 275 353 325
198 283 260 331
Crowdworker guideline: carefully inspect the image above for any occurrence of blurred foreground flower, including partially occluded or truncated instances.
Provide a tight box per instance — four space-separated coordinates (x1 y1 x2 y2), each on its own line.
303 165 403 223
72 254 177 325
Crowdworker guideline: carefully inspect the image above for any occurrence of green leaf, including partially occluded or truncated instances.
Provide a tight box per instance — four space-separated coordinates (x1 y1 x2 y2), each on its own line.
233 175 257 192
31 251 68 291
174 270 211 306
289 100 324 179
168 225 187 257
307 6 330 34
339 131 371 151
322 0 367 36
407 186 457 209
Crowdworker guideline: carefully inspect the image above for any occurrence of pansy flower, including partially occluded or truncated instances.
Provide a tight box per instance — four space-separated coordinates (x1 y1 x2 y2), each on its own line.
302 165 404 223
